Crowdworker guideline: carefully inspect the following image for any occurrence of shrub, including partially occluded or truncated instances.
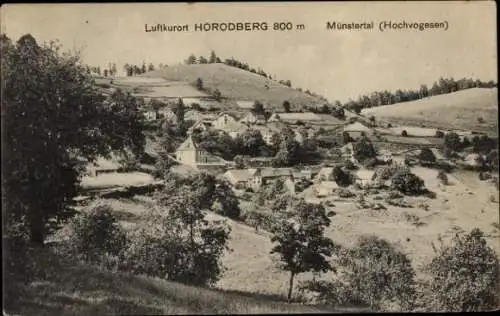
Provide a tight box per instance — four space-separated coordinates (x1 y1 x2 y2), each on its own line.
435 130 445 138
418 148 437 163
332 166 354 187
437 170 448 185
391 171 426 195
344 160 358 170
401 130 408 137
425 229 499 312
337 188 355 198
300 236 417 311
65 204 128 266
353 138 377 161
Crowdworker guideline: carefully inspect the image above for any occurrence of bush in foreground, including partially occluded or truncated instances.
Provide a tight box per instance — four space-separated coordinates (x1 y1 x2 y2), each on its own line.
299 236 417 311
65 204 128 268
424 229 499 312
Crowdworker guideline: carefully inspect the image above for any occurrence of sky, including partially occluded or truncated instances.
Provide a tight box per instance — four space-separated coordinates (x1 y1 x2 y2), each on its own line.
2 2 497 102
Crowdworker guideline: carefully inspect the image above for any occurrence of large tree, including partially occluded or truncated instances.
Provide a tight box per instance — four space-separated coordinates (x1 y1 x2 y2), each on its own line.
270 199 337 302
2 34 145 244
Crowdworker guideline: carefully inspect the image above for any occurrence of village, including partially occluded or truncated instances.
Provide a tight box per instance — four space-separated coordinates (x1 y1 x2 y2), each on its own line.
3 4 499 312
86 79 497 213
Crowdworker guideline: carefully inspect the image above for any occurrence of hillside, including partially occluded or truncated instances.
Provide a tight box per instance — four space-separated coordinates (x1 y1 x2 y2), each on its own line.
361 88 498 135
5 245 340 316
141 63 326 109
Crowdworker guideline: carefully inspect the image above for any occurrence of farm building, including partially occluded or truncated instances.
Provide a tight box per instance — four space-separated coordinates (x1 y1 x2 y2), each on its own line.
240 111 267 125
223 167 295 191
212 113 239 130
355 169 376 187
224 168 259 189
174 136 228 168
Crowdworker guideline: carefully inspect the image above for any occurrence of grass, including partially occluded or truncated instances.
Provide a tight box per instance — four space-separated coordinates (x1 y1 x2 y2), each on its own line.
362 88 498 135
4 246 343 316
80 172 155 190
142 63 325 109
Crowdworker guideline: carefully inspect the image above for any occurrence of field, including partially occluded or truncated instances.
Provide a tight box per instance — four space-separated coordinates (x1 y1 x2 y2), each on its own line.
142 64 325 109
362 88 498 136
94 76 208 99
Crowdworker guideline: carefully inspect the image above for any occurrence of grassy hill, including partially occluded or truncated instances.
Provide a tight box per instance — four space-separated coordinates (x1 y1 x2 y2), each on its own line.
5 245 342 316
141 63 326 109
361 88 498 135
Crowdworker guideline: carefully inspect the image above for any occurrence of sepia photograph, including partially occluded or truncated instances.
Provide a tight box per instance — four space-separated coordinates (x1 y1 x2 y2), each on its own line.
1 2 498 314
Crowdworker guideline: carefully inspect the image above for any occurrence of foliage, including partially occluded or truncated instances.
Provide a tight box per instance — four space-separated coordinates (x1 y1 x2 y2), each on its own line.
340 77 496 113
283 100 291 112
2 34 145 244
343 159 358 170
418 148 437 163
352 138 377 162
234 128 268 157
65 204 128 266
192 129 236 160
391 171 426 195
195 77 204 90
173 98 186 126
338 236 417 311
444 132 462 152
133 183 232 286
212 88 222 101
252 100 265 115
437 170 449 185
332 166 354 187
213 181 241 219
425 229 499 312
270 198 338 302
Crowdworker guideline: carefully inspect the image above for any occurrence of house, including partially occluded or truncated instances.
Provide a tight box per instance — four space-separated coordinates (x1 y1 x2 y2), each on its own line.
253 124 282 145
341 142 356 162
158 108 178 123
315 167 335 182
355 169 376 186
314 181 339 198
144 110 158 121
284 178 296 195
223 121 249 139
212 113 239 129
343 121 374 141
223 167 295 191
174 136 227 168
224 168 258 189
250 167 294 190
240 111 267 125
187 119 212 135
185 110 204 122
293 169 314 181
